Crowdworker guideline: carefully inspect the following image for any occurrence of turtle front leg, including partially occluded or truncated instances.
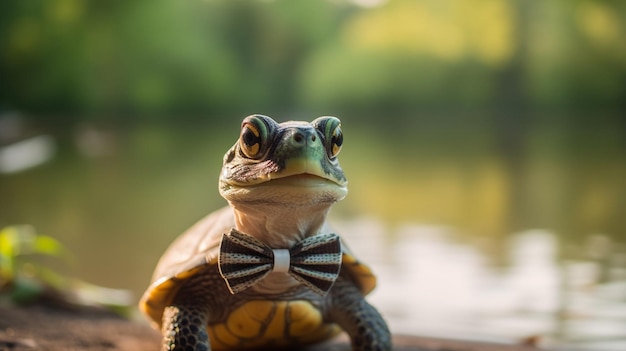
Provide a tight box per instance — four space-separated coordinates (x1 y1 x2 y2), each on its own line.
327 277 392 351
162 304 210 351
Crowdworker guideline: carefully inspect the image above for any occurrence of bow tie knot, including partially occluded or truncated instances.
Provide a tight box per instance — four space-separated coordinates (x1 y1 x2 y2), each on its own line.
218 229 342 295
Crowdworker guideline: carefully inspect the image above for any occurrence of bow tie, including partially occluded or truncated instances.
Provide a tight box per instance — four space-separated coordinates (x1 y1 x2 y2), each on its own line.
218 228 342 295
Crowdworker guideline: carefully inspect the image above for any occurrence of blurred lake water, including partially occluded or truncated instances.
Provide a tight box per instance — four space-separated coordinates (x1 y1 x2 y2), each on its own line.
1 117 624 350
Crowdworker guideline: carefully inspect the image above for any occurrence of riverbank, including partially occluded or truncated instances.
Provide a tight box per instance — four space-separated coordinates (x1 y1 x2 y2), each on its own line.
0 304 540 351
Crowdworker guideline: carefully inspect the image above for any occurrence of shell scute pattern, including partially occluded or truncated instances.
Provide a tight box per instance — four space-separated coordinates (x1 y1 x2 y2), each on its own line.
207 300 340 350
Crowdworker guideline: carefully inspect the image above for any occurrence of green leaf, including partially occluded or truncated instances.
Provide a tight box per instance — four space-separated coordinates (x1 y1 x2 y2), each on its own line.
0 226 17 257
0 227 17 282
33 235 63 257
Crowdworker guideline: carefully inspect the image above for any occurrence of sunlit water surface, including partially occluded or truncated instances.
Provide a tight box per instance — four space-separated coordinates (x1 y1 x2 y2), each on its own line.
337 219 626 351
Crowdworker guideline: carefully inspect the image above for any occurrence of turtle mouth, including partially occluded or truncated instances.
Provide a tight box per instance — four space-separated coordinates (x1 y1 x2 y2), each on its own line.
220 170 348 205
220 156 347 191
220 172 346 190
264 173 339 187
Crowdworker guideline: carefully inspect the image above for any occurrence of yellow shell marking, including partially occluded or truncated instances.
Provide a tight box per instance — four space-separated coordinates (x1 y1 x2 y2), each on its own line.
227 300 272 338
210 324 240 350
287 300 322 337
342 254 377 294
207 300 341 350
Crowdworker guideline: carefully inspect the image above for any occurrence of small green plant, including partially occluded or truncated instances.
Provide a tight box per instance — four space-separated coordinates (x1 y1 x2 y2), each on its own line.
0 225 132 314
0 225 72 304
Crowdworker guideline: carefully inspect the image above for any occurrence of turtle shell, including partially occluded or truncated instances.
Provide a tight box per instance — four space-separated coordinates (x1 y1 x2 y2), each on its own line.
139 206 377 347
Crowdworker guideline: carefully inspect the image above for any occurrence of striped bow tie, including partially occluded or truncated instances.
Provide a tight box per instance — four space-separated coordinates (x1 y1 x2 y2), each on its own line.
218 228 342 295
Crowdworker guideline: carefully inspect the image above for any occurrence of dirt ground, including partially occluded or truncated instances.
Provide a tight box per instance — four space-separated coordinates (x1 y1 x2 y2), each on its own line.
0 304 541 351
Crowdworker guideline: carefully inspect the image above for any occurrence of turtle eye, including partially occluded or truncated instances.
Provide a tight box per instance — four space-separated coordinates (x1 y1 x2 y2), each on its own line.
330 124 343 157
240 122 262 158
239 115 276 159
312 116 343 159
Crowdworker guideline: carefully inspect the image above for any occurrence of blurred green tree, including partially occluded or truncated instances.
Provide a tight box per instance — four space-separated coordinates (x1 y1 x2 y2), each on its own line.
1 0 625 120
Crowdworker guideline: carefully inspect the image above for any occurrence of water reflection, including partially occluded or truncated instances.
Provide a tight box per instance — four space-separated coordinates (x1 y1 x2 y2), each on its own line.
0 121 624 350
0 135 56 174
337 219 626 350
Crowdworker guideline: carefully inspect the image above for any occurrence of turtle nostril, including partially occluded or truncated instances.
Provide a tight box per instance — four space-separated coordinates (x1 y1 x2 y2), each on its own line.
311 135 316 142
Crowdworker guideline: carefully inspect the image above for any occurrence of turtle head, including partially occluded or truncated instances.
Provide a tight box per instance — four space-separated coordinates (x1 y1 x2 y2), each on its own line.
218 115 348 207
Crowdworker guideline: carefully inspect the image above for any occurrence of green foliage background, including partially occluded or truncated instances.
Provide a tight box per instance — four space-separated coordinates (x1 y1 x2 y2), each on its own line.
2 0 625 121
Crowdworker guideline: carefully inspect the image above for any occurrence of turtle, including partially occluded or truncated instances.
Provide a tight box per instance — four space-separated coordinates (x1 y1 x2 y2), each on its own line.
139 115 391 351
